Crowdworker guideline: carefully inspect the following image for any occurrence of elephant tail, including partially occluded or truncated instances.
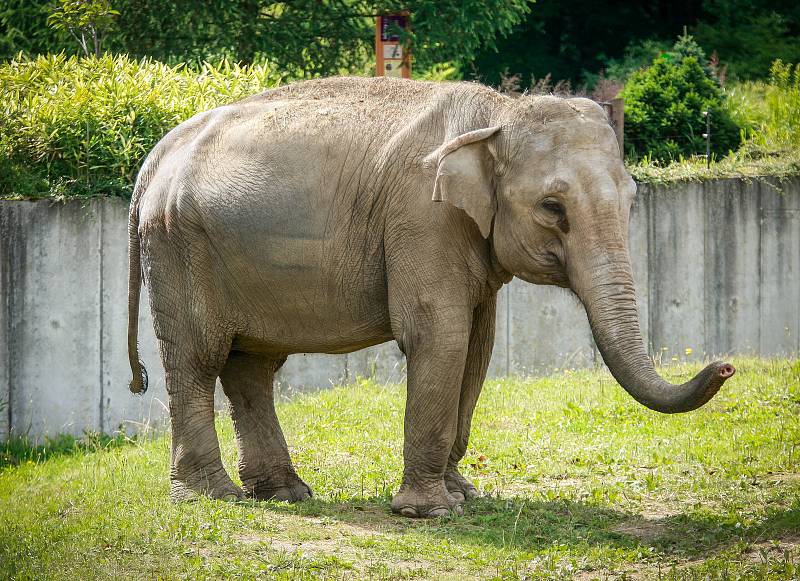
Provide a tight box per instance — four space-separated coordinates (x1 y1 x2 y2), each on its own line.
128 196 148 395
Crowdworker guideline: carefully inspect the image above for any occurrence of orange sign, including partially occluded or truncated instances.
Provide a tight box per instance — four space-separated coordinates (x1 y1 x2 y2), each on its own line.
375 13 411 79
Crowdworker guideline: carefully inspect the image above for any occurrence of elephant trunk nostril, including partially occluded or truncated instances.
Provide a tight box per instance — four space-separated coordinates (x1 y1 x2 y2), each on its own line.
718 363 735 379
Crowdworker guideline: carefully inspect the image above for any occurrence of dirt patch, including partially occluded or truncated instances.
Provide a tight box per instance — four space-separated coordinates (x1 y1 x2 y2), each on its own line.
741 535 800 563
612 511 675 542
573 567 647 580
764 473 800 484
269 537 356 558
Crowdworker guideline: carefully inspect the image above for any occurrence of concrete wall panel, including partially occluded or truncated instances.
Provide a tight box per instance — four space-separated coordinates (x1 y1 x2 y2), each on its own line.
346 341 406 386
759 180 800 355
704 180 762 355
649 183 706 361
0 205 10 440
275 353 348 397
629 185 651 354
507 279 594 374
8 202 103 438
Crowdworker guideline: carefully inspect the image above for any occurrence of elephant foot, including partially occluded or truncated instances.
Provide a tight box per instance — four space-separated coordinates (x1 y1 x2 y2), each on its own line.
170 468 244 503
244 473 313 503
391 480 463 518
444 468 479 502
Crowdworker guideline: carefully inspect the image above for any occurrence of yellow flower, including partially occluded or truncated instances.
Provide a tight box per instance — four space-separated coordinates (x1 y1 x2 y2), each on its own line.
685 347 693 356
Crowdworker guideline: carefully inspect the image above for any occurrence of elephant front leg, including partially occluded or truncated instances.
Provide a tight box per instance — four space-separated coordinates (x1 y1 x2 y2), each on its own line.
391 311 471 518
219 352 312 502
445 296 497 502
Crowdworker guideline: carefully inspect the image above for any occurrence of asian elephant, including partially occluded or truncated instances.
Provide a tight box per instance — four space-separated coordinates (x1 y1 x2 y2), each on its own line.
127 77 735 518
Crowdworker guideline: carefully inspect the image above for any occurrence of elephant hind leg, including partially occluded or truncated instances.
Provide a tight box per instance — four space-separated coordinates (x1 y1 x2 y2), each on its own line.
141 222 241 502
220 351 311 502
166 366 243 502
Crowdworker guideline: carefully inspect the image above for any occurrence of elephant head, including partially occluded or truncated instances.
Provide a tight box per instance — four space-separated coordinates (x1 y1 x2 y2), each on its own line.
426 95 734 413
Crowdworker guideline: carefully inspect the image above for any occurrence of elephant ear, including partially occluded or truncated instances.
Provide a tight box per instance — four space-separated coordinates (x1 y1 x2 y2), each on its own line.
424 126 501 238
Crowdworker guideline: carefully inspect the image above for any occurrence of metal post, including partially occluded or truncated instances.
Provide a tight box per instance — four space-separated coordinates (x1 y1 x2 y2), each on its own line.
702 110 710 169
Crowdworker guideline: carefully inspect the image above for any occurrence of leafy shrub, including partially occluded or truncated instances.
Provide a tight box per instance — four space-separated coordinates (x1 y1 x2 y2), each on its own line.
746 60 800 154
621 36 742 162
0 53 283 199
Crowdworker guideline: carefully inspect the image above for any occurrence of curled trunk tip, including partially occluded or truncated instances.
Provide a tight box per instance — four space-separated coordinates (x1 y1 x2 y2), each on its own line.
662 360 735 413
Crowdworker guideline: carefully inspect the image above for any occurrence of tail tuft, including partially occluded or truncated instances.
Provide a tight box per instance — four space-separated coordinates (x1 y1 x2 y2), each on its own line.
129 361 148 395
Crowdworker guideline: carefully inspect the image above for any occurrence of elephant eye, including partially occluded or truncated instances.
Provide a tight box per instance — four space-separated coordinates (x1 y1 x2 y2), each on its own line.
541 198 565 216
540 198 570 233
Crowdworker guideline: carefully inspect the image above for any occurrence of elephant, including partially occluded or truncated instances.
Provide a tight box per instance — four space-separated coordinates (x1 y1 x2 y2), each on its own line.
127 76 735 518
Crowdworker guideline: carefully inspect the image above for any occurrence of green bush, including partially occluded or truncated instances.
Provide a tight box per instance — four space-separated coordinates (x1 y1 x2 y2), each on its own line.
748 60 800 154
621 36 741 162
0 53 283 199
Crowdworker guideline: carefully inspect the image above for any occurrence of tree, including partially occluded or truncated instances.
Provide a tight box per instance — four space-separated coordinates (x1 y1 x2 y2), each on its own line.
693 0 800 80
47 0 118 57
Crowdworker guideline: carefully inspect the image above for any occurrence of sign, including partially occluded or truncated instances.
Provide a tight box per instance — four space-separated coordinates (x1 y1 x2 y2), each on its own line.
376 12 411 79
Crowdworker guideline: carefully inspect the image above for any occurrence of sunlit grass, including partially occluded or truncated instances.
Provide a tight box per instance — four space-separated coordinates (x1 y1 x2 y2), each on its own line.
1 357 799 579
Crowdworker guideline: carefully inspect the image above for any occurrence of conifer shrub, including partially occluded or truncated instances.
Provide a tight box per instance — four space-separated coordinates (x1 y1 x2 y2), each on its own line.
621 36 741 162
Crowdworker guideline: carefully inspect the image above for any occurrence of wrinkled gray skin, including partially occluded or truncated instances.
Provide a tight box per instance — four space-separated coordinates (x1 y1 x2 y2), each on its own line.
127 77 735 517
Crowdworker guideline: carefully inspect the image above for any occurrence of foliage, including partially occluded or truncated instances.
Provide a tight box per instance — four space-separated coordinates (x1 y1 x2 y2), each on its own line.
47 0 118 57
694 0 800 80
412 61 461 82
745 60 800 154
621 35 741 162
0 0 529 78
0 0 65 61
1 358 799 578
0 53 283 200
472 0 705 88
1 431 131 469
598 39 671 83
628 148 800 184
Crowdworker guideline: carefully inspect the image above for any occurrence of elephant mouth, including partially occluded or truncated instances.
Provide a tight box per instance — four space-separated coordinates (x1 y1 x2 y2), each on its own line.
517 268 570 287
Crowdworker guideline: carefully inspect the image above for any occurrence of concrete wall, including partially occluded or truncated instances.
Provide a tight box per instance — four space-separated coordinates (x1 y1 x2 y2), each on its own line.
1 177 798 440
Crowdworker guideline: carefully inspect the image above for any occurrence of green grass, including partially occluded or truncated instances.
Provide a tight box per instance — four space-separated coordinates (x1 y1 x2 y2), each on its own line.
2 358 799 579
627 150 800 185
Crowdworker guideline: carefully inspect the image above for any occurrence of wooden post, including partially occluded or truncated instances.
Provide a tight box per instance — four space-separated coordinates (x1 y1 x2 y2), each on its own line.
375 12 411 79
610 97 624 157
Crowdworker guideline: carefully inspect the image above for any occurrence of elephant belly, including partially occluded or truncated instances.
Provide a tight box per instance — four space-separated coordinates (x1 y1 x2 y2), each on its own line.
208 224 393 356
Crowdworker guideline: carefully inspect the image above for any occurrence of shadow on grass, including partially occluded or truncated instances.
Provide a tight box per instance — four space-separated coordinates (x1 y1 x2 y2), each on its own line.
0 431 134 469
258 493 800 560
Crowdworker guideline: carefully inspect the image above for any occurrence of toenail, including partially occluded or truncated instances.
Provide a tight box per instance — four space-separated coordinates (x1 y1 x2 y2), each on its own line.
400 507 418 518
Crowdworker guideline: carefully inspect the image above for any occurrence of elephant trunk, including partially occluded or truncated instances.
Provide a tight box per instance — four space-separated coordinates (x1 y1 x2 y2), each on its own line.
573 250 734 413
